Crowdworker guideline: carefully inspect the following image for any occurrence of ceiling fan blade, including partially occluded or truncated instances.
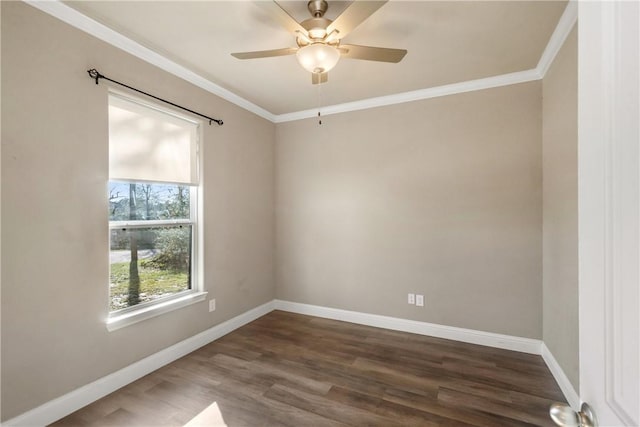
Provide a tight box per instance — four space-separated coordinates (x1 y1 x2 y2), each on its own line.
231 48 297 60
326 1 387 40
312 72 328 85
339 44 407 63
256 1 309 38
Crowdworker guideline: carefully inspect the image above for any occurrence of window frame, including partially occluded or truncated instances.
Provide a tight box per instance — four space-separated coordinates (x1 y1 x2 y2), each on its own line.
106 91 206 331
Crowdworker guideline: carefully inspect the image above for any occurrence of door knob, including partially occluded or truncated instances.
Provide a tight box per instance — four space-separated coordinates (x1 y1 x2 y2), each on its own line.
550 402 597 427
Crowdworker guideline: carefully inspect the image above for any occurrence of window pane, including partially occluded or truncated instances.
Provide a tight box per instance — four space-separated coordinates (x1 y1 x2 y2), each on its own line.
109 225 192 312
109 181 190 221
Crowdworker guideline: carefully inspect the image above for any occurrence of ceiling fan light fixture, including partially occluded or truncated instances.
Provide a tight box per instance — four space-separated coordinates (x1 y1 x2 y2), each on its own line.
296 43 340 74
308 27 327 39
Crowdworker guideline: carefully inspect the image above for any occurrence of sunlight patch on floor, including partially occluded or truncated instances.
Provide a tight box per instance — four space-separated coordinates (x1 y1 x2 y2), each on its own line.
183 401 228 427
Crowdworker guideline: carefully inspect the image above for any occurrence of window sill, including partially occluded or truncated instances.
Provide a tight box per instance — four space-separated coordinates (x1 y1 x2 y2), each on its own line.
107 291 208 332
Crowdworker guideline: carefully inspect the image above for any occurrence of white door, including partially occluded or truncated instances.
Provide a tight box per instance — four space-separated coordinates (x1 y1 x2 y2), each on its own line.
578 1 639 426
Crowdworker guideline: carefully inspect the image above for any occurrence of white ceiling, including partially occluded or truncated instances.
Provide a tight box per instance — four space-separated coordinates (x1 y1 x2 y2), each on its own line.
64 0 567 116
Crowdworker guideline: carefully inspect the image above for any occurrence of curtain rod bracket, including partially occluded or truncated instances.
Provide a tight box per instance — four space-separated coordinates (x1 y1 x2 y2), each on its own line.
86 68 223 126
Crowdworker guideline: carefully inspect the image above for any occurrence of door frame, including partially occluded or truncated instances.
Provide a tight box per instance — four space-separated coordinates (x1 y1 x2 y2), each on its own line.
578 1 639 425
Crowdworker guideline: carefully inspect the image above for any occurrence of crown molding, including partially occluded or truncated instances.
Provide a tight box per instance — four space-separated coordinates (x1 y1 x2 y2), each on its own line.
24 0 277 123
536 0 578 78
25 0 576 124
274 68 541 123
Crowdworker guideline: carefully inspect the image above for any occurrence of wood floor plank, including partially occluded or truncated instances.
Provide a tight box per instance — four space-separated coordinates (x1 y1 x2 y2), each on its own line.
383 387 534 427
191 379 344 427
326 385 455 427
437 388 555 426
352 356 514 404
264 383 399 426
51 311 566 426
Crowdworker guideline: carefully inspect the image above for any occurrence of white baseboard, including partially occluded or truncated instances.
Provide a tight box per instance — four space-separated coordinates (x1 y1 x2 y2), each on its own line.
274 300 584 409
4 299 581 426
274 299 542 354
3 300 276 427
541 343 581 410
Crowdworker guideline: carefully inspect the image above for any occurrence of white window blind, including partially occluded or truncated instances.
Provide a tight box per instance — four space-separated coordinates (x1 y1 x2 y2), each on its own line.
108 93 199 185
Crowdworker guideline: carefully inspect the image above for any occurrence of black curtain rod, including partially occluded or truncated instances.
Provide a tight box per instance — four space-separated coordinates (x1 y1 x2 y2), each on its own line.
87 69 223 126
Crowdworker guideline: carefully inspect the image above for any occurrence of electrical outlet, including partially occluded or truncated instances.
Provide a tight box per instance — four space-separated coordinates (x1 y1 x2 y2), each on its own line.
209 299 216 312
416 295 424 307
408 293 415 304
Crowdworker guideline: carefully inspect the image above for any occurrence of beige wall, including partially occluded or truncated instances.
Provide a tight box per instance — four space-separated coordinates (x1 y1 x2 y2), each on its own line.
542 27 579 389
276 82 543 339
1 2 275 421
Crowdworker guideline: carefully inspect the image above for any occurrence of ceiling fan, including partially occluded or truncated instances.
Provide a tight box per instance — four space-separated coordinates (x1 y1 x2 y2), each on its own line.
231 0 407 84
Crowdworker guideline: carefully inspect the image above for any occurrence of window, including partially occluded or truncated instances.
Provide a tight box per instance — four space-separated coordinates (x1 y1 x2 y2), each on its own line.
107 92 204 329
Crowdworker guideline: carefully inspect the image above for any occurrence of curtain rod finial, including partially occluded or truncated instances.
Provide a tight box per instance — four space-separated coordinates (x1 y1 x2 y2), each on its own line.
87 68 101 85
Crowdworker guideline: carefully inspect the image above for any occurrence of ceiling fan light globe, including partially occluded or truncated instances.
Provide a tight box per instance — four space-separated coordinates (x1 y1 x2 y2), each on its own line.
296 44 340 74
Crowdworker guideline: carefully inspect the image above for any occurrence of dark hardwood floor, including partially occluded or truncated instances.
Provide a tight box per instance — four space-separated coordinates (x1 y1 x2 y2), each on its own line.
52 310 565 426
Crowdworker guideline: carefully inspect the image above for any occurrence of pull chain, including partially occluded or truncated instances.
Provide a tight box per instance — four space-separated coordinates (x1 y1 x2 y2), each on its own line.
317 80 322 125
